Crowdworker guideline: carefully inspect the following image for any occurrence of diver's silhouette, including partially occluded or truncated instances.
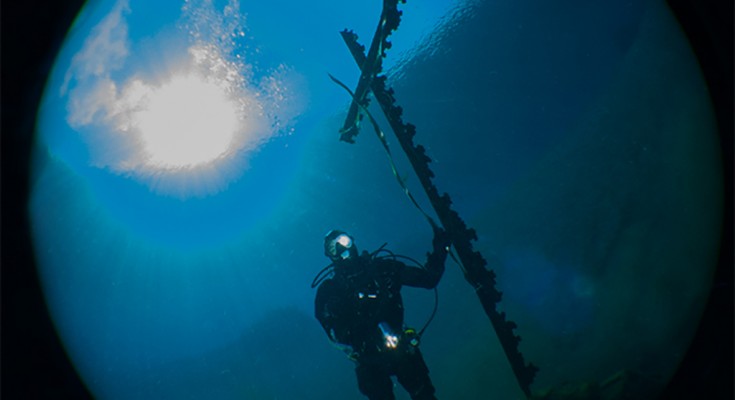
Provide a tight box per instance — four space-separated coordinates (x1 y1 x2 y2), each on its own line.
314 228 450 399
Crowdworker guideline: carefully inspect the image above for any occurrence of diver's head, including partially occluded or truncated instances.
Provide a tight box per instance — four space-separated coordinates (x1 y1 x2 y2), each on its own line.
324 229 358 262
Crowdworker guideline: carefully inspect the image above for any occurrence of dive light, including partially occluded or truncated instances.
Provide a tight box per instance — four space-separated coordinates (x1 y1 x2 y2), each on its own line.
378 322 399 349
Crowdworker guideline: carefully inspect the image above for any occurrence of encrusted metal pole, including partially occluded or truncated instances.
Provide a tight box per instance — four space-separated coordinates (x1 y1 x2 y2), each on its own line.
336 0 538 397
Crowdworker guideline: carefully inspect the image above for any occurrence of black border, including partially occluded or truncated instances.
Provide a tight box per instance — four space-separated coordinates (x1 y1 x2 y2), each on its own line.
1 1 731 398
2 1 93 398
660 0 733 398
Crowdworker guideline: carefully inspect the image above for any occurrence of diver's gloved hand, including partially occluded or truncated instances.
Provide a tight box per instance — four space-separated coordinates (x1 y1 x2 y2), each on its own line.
431 225 451 253
333 342 359 362
346 349 360 362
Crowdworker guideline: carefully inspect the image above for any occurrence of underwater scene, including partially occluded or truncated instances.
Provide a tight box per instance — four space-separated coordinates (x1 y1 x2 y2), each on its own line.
26 0 724 399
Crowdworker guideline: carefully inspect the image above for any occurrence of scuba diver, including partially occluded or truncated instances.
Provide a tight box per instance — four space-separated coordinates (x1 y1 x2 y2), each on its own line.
314 228 450 400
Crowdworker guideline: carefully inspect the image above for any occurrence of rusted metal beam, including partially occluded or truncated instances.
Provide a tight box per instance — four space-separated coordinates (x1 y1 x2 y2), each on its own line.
336 1 538 396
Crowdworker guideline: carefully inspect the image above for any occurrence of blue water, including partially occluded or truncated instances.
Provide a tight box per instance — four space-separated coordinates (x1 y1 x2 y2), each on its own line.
30 0 723 398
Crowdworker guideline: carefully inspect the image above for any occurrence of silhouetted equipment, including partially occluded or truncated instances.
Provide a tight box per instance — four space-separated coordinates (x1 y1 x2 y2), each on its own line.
332 0 538 397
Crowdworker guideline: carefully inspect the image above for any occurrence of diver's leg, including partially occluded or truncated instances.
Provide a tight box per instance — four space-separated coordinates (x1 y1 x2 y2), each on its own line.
395 349 437 400
356 362 396 400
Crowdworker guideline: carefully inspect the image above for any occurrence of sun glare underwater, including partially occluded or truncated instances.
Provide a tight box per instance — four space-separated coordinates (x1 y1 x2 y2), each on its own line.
30 0 724 399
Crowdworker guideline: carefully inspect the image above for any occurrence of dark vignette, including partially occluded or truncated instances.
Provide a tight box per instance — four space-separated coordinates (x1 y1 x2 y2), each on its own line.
1 1 730 398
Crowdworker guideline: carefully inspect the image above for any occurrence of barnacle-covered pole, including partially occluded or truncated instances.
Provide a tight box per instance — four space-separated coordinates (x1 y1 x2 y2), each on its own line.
336 0 538 397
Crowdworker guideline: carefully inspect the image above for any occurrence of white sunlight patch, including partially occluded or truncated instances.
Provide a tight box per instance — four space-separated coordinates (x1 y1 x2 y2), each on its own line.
136 73 238 168
60 0 306 197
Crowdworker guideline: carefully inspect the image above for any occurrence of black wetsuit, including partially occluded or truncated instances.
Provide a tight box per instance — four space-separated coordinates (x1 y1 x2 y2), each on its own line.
315 249 446 400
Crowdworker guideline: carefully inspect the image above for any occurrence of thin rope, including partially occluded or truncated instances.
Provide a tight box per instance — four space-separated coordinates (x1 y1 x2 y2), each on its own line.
329 73 439 230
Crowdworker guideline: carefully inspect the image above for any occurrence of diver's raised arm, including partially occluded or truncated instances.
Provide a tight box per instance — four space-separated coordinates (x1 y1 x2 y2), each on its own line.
401 227 450 289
